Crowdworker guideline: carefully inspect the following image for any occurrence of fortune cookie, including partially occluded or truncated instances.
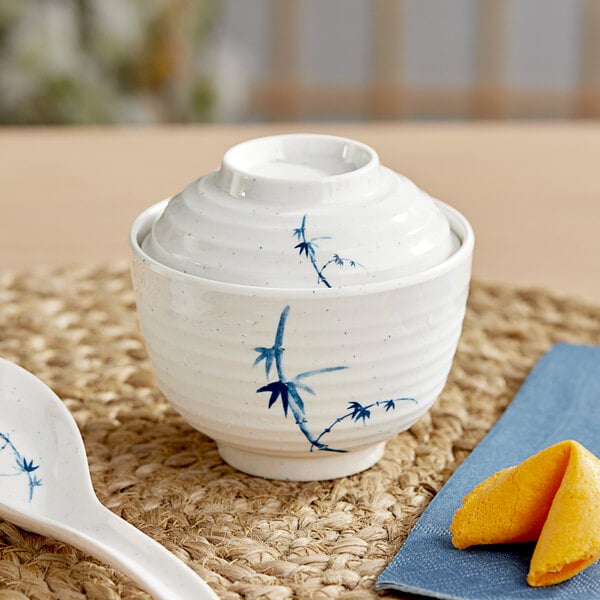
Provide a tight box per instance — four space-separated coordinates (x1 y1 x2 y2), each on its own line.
450 440 600 587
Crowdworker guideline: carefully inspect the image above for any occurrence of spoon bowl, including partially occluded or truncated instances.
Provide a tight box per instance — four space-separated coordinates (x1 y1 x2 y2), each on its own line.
0 357 218 600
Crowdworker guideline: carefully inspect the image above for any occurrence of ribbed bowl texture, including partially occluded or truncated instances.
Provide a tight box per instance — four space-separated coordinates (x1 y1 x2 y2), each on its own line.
130 201 473 480
141 134 456 288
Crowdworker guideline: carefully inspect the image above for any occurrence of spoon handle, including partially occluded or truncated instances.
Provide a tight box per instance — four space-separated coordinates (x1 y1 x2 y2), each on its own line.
53 501 219 600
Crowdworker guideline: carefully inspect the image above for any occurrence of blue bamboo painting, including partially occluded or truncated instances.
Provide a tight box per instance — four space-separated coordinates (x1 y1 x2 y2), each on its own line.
0 432 42 501
293 215 364 287
254 306 417 453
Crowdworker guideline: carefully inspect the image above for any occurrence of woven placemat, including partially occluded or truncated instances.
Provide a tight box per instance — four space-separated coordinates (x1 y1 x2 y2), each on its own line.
1 262 599 600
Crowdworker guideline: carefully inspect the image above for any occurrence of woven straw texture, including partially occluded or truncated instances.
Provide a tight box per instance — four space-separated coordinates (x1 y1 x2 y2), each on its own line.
1 262 599 600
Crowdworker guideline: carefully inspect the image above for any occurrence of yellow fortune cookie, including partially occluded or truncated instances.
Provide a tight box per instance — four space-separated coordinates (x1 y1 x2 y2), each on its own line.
450 440 600 587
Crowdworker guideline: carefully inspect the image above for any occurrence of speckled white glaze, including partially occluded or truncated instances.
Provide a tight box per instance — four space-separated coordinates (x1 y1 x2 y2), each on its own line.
141 134 456 288
130 197 474 480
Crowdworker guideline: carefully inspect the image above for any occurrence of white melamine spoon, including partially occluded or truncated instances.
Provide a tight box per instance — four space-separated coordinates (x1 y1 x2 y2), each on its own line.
0 357 219 600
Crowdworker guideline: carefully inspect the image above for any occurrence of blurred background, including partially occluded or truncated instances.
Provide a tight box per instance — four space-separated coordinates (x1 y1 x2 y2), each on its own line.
1 0 599 125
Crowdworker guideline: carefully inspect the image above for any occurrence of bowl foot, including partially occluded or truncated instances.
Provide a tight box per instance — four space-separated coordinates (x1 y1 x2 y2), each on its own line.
217 441 387 480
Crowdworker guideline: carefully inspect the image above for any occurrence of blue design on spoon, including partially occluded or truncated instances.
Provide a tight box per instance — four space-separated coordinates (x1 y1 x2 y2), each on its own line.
0 432 42 501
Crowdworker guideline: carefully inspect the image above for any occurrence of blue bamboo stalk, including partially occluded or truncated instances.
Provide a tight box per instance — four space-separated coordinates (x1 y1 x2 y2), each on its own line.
318 256 365 282
299 223 332 288
256 306 414 456
270 306 344 451
311 398 417 451
273 304 289 377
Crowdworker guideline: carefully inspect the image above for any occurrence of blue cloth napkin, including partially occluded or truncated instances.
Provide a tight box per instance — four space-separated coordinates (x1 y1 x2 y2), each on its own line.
376 343 600 599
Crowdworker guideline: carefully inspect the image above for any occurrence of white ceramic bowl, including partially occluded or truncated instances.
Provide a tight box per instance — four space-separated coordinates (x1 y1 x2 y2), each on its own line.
130 134 474 480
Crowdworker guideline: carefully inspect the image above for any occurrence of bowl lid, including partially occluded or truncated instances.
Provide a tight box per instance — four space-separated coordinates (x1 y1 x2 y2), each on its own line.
142 134 457 288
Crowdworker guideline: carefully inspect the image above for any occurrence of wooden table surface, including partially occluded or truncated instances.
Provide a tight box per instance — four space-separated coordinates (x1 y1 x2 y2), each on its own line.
1 122 599 304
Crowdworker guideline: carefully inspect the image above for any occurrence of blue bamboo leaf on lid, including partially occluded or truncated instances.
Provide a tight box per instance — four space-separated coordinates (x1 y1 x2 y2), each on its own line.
292 215 365 287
